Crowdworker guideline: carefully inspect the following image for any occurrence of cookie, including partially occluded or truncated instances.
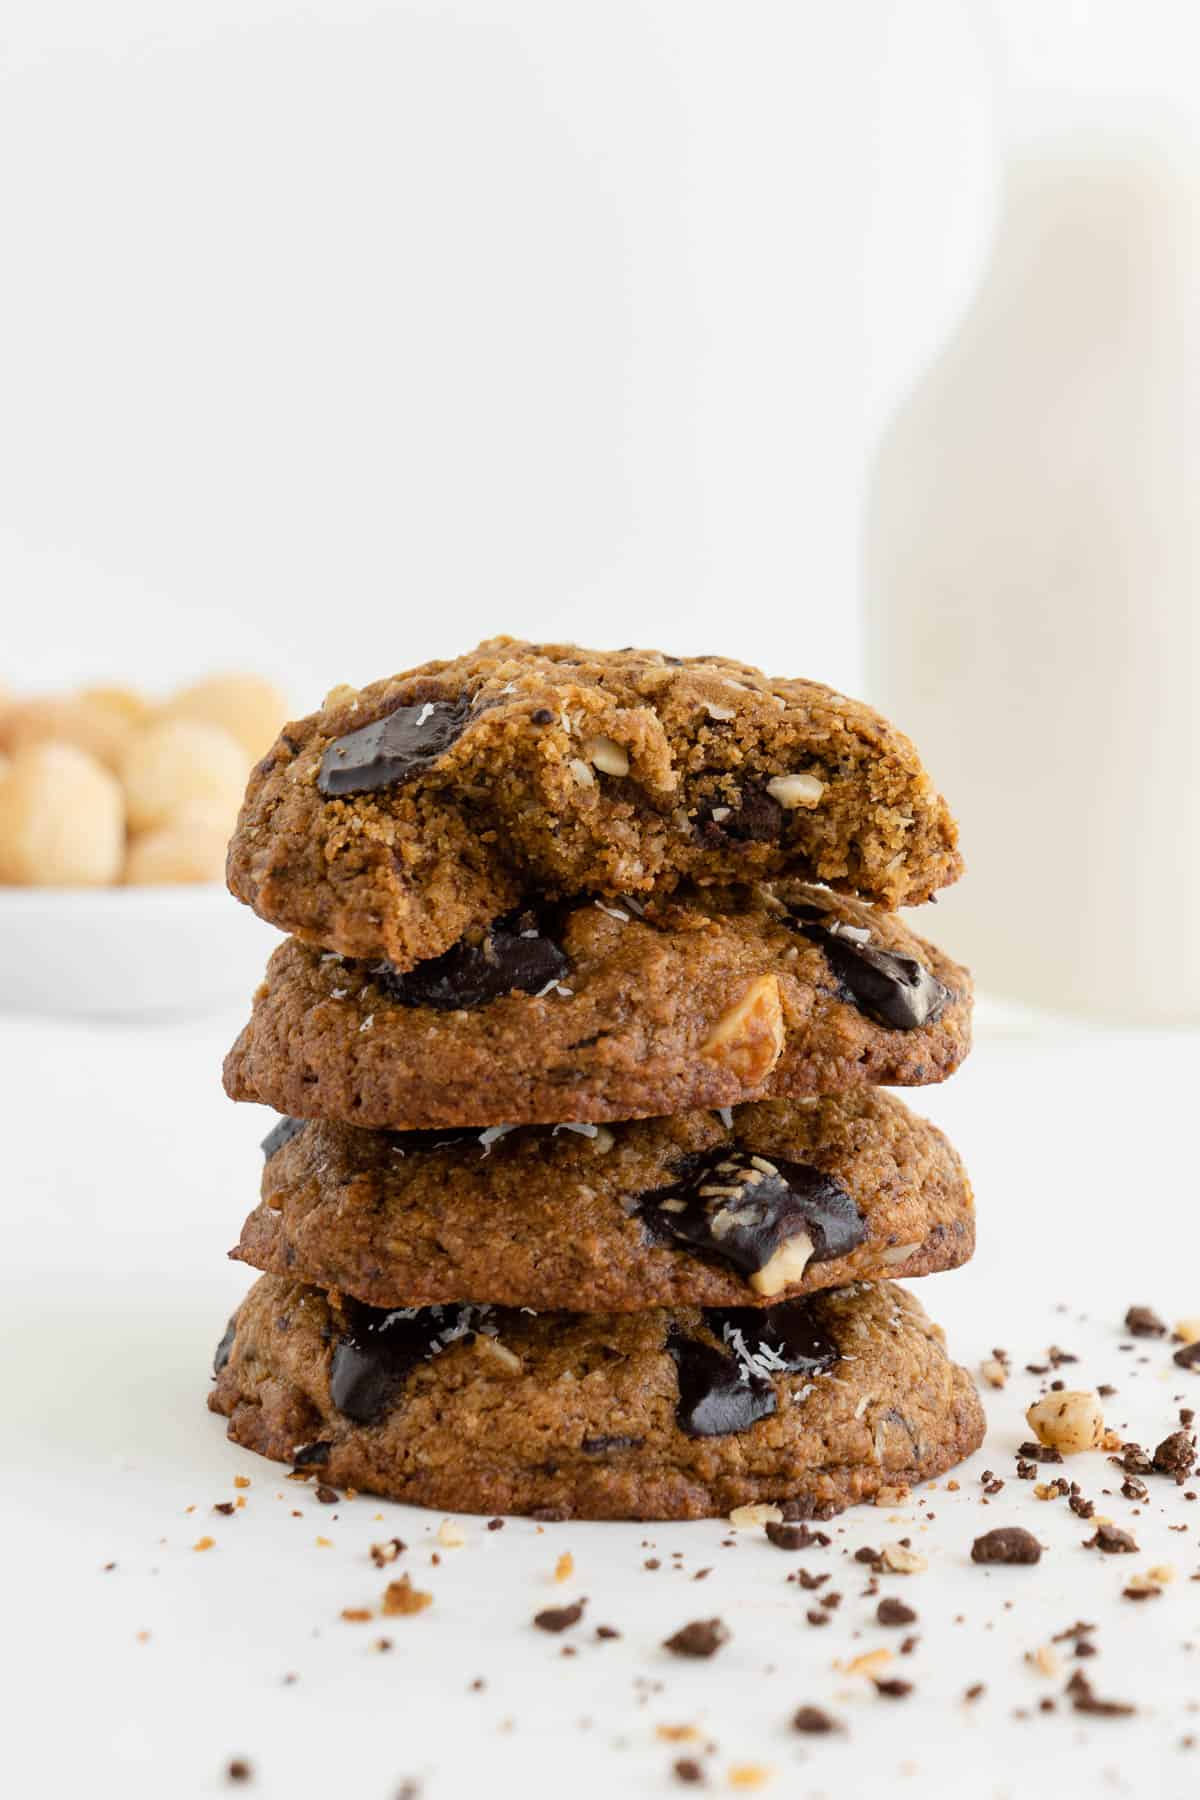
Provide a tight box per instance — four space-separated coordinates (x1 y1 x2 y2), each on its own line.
209 1276 985 1519
235 1090 973 1311
223 880 972 1128
226 638 962 969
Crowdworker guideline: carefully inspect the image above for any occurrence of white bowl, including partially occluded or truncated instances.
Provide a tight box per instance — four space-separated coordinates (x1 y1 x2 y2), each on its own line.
0 884 280 1019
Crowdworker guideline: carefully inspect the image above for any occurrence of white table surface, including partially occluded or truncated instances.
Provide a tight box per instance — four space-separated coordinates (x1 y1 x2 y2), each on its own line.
6 1002 1200 1799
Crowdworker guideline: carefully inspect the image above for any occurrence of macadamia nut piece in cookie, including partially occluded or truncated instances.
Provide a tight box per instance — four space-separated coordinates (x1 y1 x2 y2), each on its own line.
124 820 230 884
0 743 124 885
0 695 135 771
164 673 288 761
119 719 248 834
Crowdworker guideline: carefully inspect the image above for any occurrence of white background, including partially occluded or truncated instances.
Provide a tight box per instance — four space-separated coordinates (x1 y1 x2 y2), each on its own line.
0 0 995 703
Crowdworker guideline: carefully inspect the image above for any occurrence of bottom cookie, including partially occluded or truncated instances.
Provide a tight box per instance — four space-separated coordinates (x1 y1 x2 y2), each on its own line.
208 1276 984 1520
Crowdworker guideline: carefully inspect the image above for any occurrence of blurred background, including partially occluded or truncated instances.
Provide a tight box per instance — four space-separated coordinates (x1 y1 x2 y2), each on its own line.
0 0 1197 1019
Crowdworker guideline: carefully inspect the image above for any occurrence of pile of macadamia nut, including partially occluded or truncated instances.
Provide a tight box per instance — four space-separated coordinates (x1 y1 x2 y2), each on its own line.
0 675 287 887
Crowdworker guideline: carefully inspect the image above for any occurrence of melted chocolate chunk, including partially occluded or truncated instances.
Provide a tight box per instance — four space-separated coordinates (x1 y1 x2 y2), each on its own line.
710 1301 842 1380
668 1298 840 1438
383 1125 484 1153
261 1115 307 1160
638 1149 865 1282
372 907 570 1011
213 1317 236 1374
292 1441 332 1469
696 783 784 844
668 1329 776 1437
329 1301 483 1425
790 905 949 1030
317 695 471 796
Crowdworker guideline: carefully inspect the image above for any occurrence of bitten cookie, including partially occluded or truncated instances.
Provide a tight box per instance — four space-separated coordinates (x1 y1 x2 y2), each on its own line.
236 1091 973 1311
227 638 962 968
209 1277 985 1520
223 880 972 1128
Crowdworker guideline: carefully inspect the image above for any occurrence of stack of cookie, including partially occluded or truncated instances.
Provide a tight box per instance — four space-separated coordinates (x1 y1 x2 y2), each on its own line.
210 640 984 1520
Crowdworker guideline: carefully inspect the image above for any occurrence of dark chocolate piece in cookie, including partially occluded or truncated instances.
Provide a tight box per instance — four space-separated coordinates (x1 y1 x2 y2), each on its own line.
790 904 949 1030
228 638 962 970
669 1302 840 1437
209 1277 986 1520
373 906 569 1011
329 1302 493 1425
233 1090 973 1311
317 696 471 797
223 879 971 1129
638 1149 865 1295
261 1115 307 1161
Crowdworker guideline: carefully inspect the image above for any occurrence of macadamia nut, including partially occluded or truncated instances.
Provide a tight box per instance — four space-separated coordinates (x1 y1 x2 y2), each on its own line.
1025 1390 1106 1455
164 673 288 761
119 719 248 834
0 743 124 885
0 695 135 771
123 820 230 885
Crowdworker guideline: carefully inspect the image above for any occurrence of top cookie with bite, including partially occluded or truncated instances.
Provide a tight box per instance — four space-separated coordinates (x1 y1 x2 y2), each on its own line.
227 637 962 967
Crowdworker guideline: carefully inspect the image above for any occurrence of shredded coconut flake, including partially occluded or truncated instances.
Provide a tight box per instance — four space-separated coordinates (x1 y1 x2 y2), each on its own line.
477 1124 515 1156
716 1107 734 1130
552 1121 598 1138
358 1014 374 1032
594 901 630 922
415 702 435 727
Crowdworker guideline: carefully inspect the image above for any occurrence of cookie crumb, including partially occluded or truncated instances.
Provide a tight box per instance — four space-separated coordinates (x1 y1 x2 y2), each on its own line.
663 1619 729 1659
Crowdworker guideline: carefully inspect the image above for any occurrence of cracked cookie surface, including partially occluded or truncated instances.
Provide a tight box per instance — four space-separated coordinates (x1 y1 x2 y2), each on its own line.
236 1091 973 1311
209 1276 985 1520
223 880 972 1128
227 638 962 968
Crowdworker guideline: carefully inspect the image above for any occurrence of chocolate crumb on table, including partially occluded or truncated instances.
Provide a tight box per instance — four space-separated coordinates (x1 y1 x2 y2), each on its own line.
971 1528 1043 1566
663 1619 730 1659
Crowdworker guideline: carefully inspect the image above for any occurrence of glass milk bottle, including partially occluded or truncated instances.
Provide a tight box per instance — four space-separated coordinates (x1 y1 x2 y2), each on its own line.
864 138 1200 1023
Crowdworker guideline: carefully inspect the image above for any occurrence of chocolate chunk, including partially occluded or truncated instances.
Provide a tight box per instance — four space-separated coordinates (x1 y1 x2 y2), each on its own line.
792 1706 839 1734
696 783 784 844
971 1527 1042 1565
1174 1341 1200 1372
384 1126 484 1153
668 1300 840 1438
533 1601 585 1633
318 695 470 797
667 1330 777 1438
261 1115 307 1160
1153 1431 1196 1478
213 1317 237 1374
1085 1524 1137 1554
673 1759 704 1785
291 1441 332 1469
329 1301 483 1425
877 1597 917 1627
663 1618 729 1658
1123 1305 1166 1338
790 905 949 1030
639 1150 865 1285
372 907 569 1011
580 1434 644 1455
766 1521 826 1551
873 1678 913 1698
